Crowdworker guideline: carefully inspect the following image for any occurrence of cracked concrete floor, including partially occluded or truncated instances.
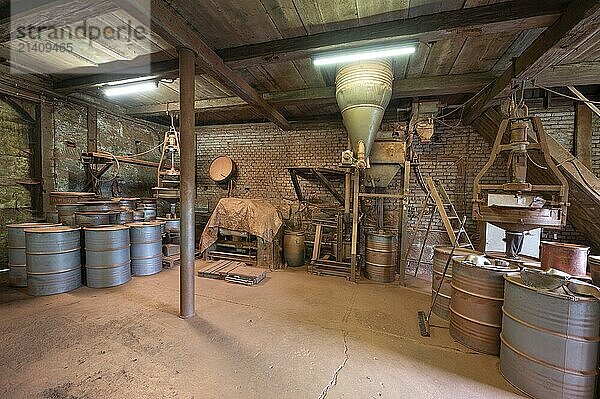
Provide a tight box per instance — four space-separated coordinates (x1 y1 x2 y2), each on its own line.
0 267 523 399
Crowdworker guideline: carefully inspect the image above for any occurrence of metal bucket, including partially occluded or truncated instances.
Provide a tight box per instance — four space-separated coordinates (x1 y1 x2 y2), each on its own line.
365 231 395 282
432 246 482 320
128 222 163 276
540 241 589 276
283 230 305 267
84 225 131 288
450 257 518 355
56 203 81 226
500 273 600 399
7 223 60 287
589 255 600 286
24 226 82 296
74 211 117 227
335 59 393 159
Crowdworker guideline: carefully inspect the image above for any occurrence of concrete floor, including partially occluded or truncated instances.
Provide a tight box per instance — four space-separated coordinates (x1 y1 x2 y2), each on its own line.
0 266 523 399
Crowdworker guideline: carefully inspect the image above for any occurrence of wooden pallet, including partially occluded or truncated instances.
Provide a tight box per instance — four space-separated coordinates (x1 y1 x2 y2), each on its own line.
196 260 267 286
163 251 201 269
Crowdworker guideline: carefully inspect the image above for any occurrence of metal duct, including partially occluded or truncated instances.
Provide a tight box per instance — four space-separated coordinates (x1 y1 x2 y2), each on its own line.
335 59 393 166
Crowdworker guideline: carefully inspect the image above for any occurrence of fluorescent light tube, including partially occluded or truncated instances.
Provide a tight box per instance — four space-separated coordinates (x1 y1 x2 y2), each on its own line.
106 76 159 86
104 81 158 97
313 44 416 66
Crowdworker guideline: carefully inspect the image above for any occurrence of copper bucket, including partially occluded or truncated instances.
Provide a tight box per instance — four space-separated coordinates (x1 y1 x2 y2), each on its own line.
540 241 589 276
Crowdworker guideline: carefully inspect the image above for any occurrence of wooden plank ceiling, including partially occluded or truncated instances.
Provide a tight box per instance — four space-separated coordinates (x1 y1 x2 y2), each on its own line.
0 0 599 125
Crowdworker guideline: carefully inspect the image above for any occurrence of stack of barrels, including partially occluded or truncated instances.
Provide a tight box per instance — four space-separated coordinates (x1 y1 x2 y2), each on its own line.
440 242 600 399
6 193 167 297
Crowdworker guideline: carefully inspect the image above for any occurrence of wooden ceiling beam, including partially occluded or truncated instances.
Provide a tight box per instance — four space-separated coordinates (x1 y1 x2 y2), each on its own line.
217 0 570 68
127 72 496 115
462 0 600 124
117 0 290 130
0 0 117 44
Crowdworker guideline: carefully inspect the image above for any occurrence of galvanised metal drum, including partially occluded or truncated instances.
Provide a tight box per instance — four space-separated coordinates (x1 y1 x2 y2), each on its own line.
128 222 163 276
432 246 482 320
56 203 80 226
132 210 145 222
137 204 157 221
74 211 117 227
49 191 95 207
78 199 120 212
283 230 305 267
84 225 131 288
7 223 59 287
365 231 395 282
118 198 139 210
450 257 518 355
589 255 600 286
117 209 134 225
46 211 59 224
500 273 600 399
24 226 82 296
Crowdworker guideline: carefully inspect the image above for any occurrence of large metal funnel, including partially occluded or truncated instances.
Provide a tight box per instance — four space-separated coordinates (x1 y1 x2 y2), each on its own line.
335 60 394 162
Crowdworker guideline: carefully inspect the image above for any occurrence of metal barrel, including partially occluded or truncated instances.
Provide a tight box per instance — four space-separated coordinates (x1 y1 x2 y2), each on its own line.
50 191 95 207
164 218 180 233
132 210 145 222
137 204 157 221
500 273 600 399
540 241 589 276
84 225 131 288
117 209 134 225
589 255 600 286
450 257 518 355
118 198 139 210
283 230 305 267
46 211 59 224
78 199 121 212
74 211 117 227
128 222 163 276
56 203 81 226
365 231 395 282
432 246 482 320
7 223 60 287
24 226 82 296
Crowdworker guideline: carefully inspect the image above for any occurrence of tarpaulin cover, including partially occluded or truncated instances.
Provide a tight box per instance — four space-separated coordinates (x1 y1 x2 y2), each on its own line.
199 198 283 253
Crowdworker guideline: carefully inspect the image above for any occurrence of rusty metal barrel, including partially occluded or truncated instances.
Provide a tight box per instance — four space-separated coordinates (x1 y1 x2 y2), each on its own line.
540 241 589 276
74 211 117 227
365 231 395 282
24 226 82 296
129 222 163 276
78 199 120 212
283 230 305 267
500 273 600 399
589 255 600 286
450 258 518 355
56 203 80 226
118 197 139 210
432 247 482 320
84 225 131 288
7 223 59 287
50 191 95 207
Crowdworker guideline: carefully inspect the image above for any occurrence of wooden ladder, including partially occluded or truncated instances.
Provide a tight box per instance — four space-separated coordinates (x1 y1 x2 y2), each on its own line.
407 177 474 276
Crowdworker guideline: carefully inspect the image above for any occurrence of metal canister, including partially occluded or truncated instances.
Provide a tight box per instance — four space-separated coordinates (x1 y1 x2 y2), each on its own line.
283 230 305 267
432 246 482 320
84 225 131 288
589 255 600 286
132 210 145 222
540 241 589 276
56 203 81 226
128 222 163 276
500 273 599 399
7 223 59 287
75 211 116 227
450 257 518 355
365 231 395 282
24 226 82 296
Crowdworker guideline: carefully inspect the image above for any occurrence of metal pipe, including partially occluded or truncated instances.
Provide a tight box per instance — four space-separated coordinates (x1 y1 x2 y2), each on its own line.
179 47 196 319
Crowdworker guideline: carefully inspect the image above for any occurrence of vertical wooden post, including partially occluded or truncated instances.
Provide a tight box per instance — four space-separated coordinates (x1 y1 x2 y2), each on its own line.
40 102 54 213
574 103 592 170
179 47 197 319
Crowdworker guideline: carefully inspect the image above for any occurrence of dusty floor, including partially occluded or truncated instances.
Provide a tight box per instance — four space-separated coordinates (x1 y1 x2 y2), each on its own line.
0 266 523 399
